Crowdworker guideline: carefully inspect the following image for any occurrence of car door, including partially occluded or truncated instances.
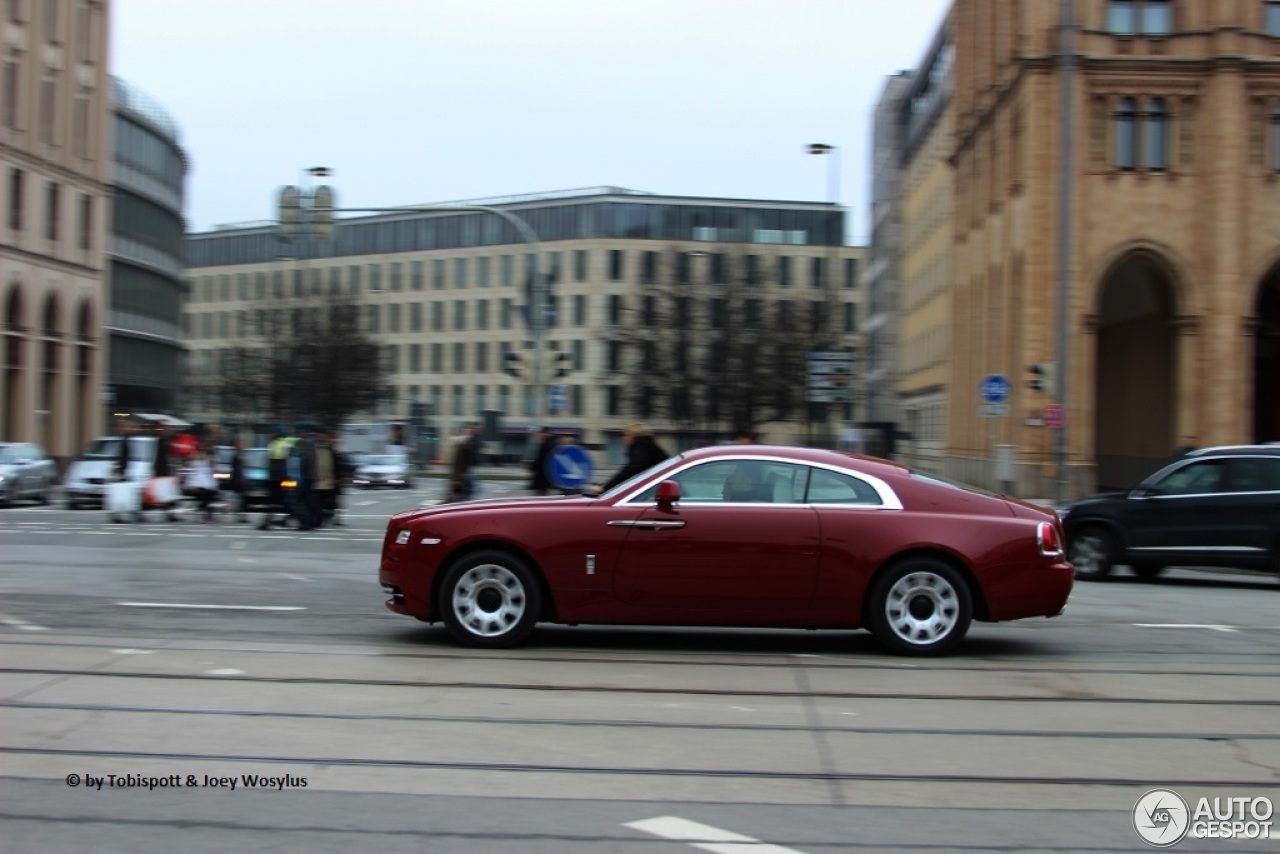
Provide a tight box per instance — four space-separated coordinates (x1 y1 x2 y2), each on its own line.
610 459 821 617
1213 456 1280 561
1125 458 1229 559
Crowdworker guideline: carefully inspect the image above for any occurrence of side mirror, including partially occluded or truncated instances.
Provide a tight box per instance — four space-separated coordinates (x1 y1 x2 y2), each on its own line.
656 480 681 508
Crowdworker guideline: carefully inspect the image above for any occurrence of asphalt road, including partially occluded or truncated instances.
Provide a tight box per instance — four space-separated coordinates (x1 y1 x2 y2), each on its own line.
2 489 1278 853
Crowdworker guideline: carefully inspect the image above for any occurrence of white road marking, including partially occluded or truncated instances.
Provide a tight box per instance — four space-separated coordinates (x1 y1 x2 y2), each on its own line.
1 616 49 632
1133 623 1240 632
111 649 155 655
230 540 247 549
238 557 257 564
117 603 306 611
625 816 809 853
206 668 246 676
354 500 377 506
282 574 312 582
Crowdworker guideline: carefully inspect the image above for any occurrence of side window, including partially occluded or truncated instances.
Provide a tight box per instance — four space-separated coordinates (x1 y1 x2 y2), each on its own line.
806 467 883 506
1152 459 1225 496
631 460 805 504
1225 458 1280 493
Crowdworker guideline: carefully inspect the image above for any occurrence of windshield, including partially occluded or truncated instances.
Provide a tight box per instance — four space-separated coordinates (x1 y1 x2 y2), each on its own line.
241 449 270 469
596 453 682 500
80 438 121 459
364 455 407 467
0 445 28 464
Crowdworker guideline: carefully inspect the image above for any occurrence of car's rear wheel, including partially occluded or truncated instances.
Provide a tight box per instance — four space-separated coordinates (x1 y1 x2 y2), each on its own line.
1068 526 1115 580
868 559 972 656
438 549 541 648
1130 562 1165 580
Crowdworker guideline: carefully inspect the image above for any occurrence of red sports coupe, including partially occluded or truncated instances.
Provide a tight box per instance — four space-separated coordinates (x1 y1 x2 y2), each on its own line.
379 445 1073 655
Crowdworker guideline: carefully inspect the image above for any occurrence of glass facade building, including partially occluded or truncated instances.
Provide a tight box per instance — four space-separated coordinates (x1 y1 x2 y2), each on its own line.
107 77 188 413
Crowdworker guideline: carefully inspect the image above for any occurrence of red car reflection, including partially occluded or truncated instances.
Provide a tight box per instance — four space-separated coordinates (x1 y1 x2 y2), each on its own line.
379 446 1073 655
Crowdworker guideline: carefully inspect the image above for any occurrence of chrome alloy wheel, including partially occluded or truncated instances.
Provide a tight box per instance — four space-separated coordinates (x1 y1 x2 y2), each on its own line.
1067 528 1113 580
883 570 961 646
450 562 528 638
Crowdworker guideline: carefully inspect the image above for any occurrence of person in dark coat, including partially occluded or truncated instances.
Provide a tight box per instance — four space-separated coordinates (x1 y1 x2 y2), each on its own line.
589 423 670 494
527 428 558 496
447 423 481 502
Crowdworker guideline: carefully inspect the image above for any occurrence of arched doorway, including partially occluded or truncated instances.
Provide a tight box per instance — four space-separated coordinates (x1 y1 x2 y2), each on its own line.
1093 252 1178 490
1254 264 1280 444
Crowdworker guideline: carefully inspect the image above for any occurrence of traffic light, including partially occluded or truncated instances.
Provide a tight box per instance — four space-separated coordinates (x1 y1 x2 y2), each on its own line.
1026 362 1056 396
547 349 572 378
504 350 529 380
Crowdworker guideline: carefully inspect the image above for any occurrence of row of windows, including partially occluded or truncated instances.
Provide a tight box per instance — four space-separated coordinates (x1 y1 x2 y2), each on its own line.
1107 96 1280 171
184 294 861 341
109 262 182 324
1105 0 1280 36
112 189 183 256
113 117 184 191
5 168 94 249
185 201 846 268
186 252 861 304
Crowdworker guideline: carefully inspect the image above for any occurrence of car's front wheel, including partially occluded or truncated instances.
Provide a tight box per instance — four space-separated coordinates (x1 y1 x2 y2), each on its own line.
1068 526 1115 580
438 549 541 648
867 559 973 656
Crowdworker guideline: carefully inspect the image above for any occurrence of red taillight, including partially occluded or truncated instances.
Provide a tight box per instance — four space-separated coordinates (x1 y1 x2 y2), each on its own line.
1037 521 1063 557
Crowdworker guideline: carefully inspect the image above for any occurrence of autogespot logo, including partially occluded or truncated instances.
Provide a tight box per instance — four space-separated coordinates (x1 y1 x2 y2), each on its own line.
1134 788 1191 847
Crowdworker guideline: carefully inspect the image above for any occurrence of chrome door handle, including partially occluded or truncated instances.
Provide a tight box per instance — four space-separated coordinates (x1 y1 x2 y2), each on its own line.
607 520 686 529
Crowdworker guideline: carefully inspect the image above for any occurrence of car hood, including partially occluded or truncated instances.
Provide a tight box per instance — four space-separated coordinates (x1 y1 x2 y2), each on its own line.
400 493 592 520
0 463 21 476
66 459 115 478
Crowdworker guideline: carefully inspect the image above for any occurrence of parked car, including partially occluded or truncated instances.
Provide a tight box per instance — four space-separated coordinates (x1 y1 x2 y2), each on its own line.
378 445 1073 656
354 453 413 489
1061 445 1280 581
0 441 58 506
63 436 157 509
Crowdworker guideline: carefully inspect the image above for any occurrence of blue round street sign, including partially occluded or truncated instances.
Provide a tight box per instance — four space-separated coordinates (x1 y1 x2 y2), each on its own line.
547 444 593 490
980 374 1011 404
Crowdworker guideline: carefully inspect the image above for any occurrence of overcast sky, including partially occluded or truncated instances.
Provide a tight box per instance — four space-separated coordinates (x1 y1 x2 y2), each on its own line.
110 0 950 239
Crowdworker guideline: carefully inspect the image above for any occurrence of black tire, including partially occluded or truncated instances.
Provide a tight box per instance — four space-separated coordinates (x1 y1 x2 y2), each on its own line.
867 559 973 656
1068 525 1115 581
437 549 542 648
1130 562 1165 580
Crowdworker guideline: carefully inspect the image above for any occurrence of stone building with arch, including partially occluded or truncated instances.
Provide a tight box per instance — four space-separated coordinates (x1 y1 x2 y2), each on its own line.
939 0 1280 496
2 0 111 459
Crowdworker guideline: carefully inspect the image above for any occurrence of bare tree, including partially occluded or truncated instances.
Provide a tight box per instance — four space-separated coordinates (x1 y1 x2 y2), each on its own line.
604 248 827 443
202 292 394 429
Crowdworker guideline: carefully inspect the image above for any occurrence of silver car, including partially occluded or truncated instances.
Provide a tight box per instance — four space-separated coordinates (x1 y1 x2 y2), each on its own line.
0 442 58 506
353 453 413 489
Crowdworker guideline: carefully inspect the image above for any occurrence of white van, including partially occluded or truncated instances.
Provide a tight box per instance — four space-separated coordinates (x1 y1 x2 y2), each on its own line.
63 436 157 509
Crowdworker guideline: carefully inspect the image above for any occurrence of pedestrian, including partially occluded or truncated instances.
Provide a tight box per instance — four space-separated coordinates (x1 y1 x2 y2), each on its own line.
447 422 481 502
329 430 353 527
183 447 220 522
258 429 294 530
732 430 757 444
290 424 322 530
586 422 669 495
313 429 339 529
228 437 248 522
1172 434 1198 460
526 427 558 496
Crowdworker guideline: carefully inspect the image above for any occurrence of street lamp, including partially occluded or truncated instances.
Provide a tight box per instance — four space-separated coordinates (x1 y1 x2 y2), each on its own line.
805 143 847 444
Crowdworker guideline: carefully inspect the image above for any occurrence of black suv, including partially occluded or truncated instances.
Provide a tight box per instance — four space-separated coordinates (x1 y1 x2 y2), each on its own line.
1060 445 1280 580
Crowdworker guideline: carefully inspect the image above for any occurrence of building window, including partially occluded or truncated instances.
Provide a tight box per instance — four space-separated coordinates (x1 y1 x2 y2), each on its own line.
7 168 23 231
452 300 466 330
411 260 424 290
1115 97 1138 169
38 78 55 144
1268 1 1280 36
476 299 489 330
573 294 586 326
609 249 624 281
77 193 91 249
844 302 858 332
431 301 443 331
501 254 513 286
500 298 513 329
475 342 488 373
574 249 588 281
476 256 490 287
746 255 760 285
431 343 443 373
1107 0 1173 34
4 61 20 129
779 256 792 287
432 259 445 288
388 303 401 333
389 262 402 291
366 305 381 333
608 295 624 325
1144 97 1169 169
410 302 423 332
409 344 422 374
452 343 466 373
810 257 825 288
454 258 468 288
44 180 59 241
844 258 859 289
1270 100 1280 169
